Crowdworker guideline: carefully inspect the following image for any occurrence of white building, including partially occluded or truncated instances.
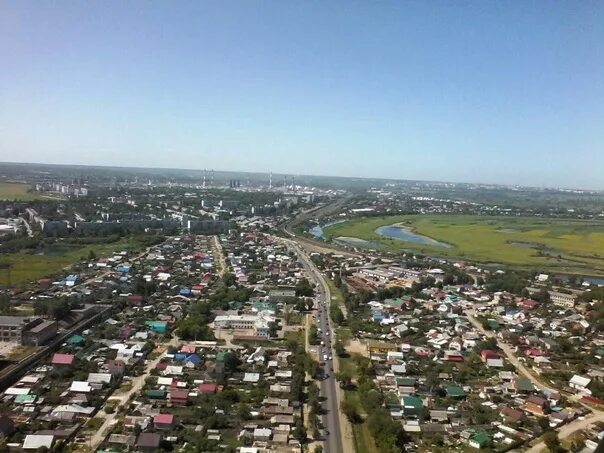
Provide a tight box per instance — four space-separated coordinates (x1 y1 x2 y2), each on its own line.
549 291 576 308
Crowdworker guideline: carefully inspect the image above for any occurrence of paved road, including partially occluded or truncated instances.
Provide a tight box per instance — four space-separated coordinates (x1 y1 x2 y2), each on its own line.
89 336 179 449
284 238 345 453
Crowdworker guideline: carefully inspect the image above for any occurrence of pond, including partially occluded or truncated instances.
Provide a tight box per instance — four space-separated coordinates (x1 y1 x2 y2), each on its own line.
375 224 452 248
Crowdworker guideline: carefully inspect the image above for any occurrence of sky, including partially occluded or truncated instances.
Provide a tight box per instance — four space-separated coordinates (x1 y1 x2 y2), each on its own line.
1 1 603 189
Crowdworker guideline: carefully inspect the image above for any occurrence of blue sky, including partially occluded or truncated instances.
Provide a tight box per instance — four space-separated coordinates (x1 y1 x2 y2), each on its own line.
1 1 603 188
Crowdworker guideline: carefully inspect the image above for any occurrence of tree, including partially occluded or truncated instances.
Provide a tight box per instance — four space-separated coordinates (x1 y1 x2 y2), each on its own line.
534 288 551 304
223 273 236 287
334 370 352 389
236 403 251 420
543 431 562 452
341 399 361 423
223 352 241 374
295 278 314 297
268 321 278 337
292 416 307 443
538 416 550 431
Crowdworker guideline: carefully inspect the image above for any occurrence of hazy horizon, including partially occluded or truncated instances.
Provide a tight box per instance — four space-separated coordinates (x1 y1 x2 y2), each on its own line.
1 1 603 189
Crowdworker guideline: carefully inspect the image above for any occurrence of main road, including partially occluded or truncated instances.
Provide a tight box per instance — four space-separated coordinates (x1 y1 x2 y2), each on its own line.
280 237 346 453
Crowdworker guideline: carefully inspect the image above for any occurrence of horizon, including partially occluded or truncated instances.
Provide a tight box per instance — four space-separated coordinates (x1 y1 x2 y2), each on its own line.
2 159 602 193
1 1 603 188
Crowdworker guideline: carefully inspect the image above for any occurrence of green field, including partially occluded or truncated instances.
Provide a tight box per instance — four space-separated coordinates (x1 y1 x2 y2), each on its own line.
0 237 146 286
324 215 604 275
0 182 51 201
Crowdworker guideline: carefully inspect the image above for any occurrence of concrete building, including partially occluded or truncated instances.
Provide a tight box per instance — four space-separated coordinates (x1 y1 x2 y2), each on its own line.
0 316 43 343
22 320 58 346
549 291 576 308
214 311 275 337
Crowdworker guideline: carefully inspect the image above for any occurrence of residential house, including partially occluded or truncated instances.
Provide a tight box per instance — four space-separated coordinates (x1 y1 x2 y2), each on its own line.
169 389 189 406
525 395 550 416
136 433 162 451
154 414 176 430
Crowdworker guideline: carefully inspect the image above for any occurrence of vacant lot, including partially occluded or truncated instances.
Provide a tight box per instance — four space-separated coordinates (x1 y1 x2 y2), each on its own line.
0 182 50 201
324 215 604 275
0 237 145 286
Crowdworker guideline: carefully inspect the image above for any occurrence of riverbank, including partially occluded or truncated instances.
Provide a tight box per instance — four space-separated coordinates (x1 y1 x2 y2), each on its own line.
322 214 604 277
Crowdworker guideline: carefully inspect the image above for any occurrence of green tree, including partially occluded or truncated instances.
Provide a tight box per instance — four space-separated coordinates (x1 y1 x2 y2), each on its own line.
543 431 562 452
292 416 307 443
341 399 361 423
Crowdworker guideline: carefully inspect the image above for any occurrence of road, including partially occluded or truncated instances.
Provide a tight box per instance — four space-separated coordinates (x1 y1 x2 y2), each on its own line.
88 336 179 449
282 237 347 453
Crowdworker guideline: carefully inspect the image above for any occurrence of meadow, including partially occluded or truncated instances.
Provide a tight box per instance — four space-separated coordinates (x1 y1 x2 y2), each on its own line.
324 215 604 275
0 237 146 286
0 182 50 201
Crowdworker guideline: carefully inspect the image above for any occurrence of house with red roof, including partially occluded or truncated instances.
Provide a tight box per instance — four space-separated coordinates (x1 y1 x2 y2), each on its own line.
127 294 144 306
153 413 175 430
481 349 504 368
107 360 126 376
52 353 75 370
525 395 550 415
180 344 196 354
169 390 189 406
520 299 539 311
525 348 545 358
198 383 219 394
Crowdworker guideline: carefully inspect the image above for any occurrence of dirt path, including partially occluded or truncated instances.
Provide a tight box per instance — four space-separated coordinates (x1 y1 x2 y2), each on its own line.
466 309 604 452
88 336 179 449
525 411 604 452
212 235 227 276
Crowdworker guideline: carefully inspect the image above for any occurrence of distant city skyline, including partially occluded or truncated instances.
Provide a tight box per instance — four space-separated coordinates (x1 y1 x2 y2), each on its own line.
1 1 603 189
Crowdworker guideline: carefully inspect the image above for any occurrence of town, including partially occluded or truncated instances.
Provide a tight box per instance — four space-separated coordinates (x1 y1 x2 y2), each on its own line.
0 167 602 453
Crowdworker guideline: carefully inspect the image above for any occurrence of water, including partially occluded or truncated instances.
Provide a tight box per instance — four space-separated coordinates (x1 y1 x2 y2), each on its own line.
375 224 452 248
334 236 384 250
557 274 604 286
309 220 345 239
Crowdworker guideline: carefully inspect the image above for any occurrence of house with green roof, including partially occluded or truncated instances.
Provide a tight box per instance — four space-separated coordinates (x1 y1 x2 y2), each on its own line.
468 432 491 449
514 377 536 393
487 319 500 330
446 385 466 398
15 394 37 404
145 321 167 334
401 396 423 416
146 389 166 399
67 335 85 346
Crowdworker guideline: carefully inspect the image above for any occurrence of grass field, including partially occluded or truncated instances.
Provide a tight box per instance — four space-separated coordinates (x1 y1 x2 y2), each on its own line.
0 237 146 286
0 182 51 201
324 214 604 275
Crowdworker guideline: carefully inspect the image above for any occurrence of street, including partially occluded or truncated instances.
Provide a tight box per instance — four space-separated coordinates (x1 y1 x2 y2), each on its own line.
282 238 346 453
